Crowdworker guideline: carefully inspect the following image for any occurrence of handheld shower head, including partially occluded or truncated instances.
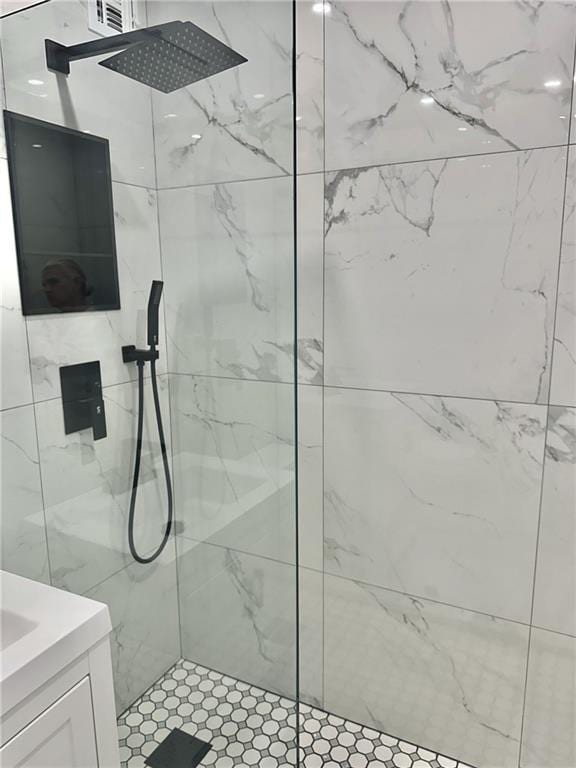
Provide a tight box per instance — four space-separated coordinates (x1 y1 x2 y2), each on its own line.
147 280 163 348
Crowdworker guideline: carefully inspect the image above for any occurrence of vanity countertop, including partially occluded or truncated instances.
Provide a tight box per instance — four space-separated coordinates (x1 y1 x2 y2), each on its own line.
0 570 111 716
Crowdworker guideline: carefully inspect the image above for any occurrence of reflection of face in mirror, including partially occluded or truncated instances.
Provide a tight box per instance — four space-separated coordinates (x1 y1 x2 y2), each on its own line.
41 259 92 312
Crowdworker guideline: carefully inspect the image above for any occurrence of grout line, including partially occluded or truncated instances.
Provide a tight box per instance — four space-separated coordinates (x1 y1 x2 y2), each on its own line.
165 370 549 409
0 0 51 19
112 178 156 193
156 172 291 193
321 381 547 408
174 530 550 636
323 141 570 178
529 623 576 642
141 147 574 196
5 372 567 416
517 35 576 768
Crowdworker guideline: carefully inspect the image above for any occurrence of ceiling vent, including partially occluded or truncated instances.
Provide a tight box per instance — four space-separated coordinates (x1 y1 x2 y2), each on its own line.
88 0 142 37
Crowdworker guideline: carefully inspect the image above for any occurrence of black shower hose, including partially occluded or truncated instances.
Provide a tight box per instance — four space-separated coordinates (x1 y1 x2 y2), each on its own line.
128 352 173 564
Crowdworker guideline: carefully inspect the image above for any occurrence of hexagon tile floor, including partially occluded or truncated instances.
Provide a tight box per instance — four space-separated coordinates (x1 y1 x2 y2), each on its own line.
117 659 474 768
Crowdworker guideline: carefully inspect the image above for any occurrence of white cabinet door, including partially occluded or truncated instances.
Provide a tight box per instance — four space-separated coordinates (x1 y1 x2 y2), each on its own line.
0 677 99 767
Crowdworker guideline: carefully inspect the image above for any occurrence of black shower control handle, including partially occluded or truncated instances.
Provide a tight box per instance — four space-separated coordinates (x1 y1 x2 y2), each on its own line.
91 383 107 441
60 361 107 441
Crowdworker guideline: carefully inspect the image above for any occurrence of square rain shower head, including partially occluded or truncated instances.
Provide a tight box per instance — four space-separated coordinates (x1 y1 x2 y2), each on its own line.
98 21 247 93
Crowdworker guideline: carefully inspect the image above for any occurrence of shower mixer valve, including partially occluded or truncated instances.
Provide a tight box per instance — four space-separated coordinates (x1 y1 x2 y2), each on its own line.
121 344 159 364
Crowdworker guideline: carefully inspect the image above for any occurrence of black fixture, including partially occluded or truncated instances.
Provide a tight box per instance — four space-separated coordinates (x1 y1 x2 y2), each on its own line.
3 111 120 316
60 361 107 441
145 728 212 768
122 281 173 564
45 21 247 93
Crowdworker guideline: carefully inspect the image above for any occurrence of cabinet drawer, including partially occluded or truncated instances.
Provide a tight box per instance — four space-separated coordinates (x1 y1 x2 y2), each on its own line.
0 677 98 767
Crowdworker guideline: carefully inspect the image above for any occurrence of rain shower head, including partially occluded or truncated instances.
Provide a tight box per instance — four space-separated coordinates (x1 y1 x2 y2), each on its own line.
45 21 247 93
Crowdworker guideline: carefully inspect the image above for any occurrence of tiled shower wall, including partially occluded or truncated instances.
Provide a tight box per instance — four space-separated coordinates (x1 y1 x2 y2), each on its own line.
296 3 576 768
0 1 181 714
1 4 575 768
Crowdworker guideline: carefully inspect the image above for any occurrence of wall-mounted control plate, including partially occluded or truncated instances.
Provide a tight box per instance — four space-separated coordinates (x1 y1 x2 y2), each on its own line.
60 361 107 440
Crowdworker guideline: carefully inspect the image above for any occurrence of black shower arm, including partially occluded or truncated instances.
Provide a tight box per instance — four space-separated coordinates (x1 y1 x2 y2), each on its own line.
45 27 162 75
45 25 205 75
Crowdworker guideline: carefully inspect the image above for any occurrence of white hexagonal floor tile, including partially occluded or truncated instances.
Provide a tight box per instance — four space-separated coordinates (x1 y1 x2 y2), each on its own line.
117 659 467 768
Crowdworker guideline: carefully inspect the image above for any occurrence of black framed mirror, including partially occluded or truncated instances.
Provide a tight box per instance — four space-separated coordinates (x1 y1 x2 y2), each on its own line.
4 110 120 315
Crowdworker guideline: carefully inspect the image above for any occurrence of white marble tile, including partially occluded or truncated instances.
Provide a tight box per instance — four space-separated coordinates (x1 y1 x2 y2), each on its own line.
0 0 155 187
177 538 297 698
0 404 50 583
0 1 50 17
550 146 576 407
324 387 546 623
35 376 173 595
521 628 576 768
86 540 180 715
299 565 323 709
26 182 165 402
532 406 576 637
296 0 324 174
324 148 567 403
324 574 529 768
325 1 576 171
0 159 33 410
297 173 324 385
169 374 295 564
159 177 294 382
148 0 293 188
298 384 323 572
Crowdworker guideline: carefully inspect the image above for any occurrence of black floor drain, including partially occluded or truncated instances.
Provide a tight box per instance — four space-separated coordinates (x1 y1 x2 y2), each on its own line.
145 728 212 768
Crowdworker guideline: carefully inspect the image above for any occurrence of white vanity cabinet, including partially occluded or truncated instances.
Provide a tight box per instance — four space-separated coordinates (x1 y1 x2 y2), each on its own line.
0 571 120 768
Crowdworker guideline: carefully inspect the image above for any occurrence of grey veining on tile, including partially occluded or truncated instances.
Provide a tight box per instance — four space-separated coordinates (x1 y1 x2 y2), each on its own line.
169 374 295 563
532 406 576 637
324 387 546 623
325 0 576 171
324 574 529 768
149 0 293 188
0 405 50 583
297 173 324 385
86 541 180 715
0 159 33 411
26 183 165 402
177 538 297 699
160 177 294 382
1 0 155 187
521 628 576 768
296 0 324 174
550 146 576 407
324 148 566 403
35 377 172 595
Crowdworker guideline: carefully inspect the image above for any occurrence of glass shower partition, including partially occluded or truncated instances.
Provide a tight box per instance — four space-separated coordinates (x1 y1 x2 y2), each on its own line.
148 0 300 762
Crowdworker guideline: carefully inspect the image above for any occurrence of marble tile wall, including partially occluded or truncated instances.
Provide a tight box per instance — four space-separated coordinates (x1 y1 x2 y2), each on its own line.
295 2 576 767
0 0 180 714
2 3 575 767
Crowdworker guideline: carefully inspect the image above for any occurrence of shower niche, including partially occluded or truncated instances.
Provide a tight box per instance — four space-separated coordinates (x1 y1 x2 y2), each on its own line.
3 110 120 315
